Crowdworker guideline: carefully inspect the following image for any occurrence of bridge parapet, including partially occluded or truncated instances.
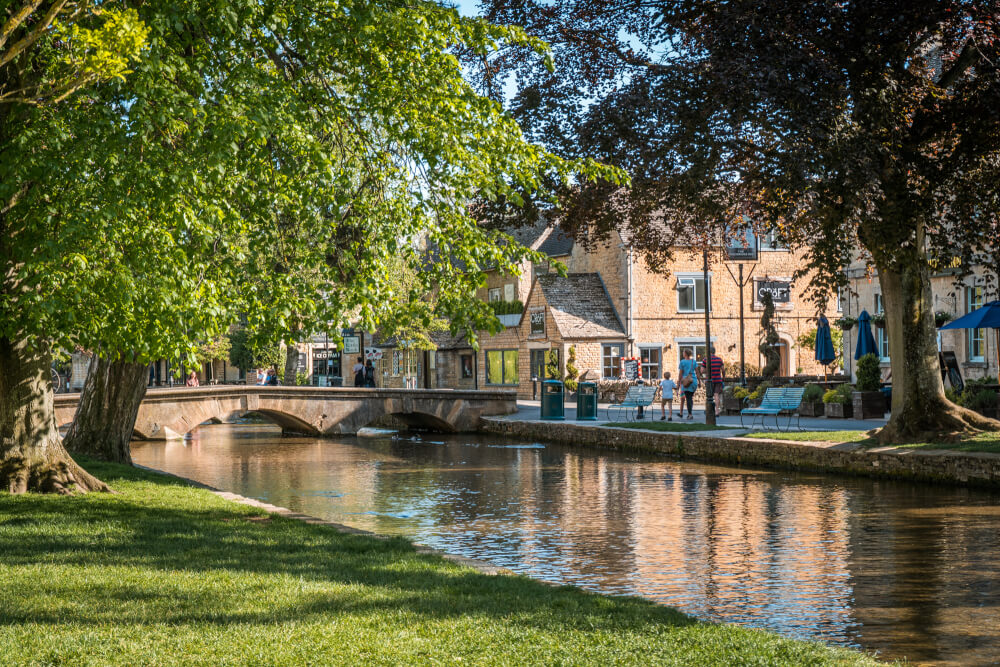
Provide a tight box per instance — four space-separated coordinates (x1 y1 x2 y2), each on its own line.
54 386 517 439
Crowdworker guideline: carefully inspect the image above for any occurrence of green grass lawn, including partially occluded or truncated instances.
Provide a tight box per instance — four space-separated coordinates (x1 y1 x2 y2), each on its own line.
0 459 883 666
744 430 1000 453
604 421 740 432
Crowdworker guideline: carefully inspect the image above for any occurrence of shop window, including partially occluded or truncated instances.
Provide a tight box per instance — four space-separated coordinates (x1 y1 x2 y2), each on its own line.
677 276 710 312
486 349 519 385
967 287 985 362
640 347 662 379
602 343 624 379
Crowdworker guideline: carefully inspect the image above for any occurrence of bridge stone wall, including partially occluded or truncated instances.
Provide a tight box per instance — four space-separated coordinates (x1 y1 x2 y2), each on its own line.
54 386 517 439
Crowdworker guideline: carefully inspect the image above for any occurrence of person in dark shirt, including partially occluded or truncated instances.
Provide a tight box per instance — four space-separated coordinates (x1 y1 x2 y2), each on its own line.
700 346 725 417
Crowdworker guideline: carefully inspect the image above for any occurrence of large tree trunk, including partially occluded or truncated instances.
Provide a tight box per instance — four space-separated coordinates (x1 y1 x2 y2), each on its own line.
63 353 148 465
0 337 109 493
283 345 299 386
876 258 998 442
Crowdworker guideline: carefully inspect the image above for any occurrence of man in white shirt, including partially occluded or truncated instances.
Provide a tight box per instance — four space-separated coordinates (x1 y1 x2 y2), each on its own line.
659 372 677 421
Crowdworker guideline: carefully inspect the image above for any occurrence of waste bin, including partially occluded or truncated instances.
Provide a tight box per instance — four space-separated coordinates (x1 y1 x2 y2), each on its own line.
330 376 343 387
540 379 565 420
576 381 598 421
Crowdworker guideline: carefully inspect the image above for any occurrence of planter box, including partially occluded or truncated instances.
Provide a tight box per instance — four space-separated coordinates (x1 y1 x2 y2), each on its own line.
797 401 824 417
852 391 885 420
722 397 743 415
824 402 853 418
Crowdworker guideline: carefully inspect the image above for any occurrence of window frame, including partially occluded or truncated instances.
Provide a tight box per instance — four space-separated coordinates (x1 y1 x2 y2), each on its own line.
758 228 789 251
639 346 662 380
488 287 502 302
875 294 890 362
966 287 985 362
602 343 625 379
485 349 519 386
677 274 711 313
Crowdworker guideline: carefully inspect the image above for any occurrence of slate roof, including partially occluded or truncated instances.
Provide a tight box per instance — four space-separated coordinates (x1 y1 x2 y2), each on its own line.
535 225 574 257
534 273 625 339
429 330 473 350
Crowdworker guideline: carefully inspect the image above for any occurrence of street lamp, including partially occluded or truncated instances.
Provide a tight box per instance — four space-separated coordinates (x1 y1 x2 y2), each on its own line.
703 245 716 426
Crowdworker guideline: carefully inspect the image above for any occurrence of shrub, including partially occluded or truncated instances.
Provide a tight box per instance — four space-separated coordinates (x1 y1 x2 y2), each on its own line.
564 379 578 393
565 346 579 384
490 299 524 316
747 381 773 402
855 353 882 392
723 361 762 378
823 384 854 404
964 388 998 412
802 384 825 403
732 387 751 401
296 371 310 386
945 387 964 406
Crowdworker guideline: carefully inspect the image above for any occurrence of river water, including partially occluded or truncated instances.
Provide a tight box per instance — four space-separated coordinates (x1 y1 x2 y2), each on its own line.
132 424 1000 665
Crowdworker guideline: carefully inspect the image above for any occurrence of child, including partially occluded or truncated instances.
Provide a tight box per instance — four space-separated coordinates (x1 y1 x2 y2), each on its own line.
659 372 677 421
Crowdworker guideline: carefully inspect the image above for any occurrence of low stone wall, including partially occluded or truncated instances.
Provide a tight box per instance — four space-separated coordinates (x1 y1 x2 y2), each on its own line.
479 419 1000 488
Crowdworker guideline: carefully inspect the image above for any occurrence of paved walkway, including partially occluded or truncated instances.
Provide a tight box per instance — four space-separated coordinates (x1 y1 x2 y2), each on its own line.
509 400 888 433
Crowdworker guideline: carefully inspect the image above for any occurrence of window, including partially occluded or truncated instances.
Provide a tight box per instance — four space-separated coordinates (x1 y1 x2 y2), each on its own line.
602 343 624 379
836 289 843 313
677 276 710 312
529 308 545 337
504 283 515 301
875 294 889 361
486 349 518 385
460 354 473 379
759 228 788 251
391 350 403 376
488 287 501 302
967 287 985 362
640 347 662 380
677 343 707 365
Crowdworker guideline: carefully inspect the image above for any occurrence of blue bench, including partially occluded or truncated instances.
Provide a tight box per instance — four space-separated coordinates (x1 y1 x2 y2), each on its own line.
607 385 658 422
740 387 806 431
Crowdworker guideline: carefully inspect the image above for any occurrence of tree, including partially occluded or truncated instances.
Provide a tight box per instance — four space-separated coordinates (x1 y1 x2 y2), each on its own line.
797 327 844 371
228 330 282 377
758 293 780 378
481 0 1000 441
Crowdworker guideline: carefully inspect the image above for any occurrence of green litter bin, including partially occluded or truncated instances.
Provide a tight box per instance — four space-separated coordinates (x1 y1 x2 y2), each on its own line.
540 379 565 420
576 381 598 420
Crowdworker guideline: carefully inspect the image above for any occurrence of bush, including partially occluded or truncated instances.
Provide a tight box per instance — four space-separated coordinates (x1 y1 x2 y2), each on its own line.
296 371 310 386
945 387 963 406
855 353 881 392
964 388 998 412
732 387 751 401
491 299 524 316
722 361 762 379
747 381 773 402
823 383 854 404
802 384 825 403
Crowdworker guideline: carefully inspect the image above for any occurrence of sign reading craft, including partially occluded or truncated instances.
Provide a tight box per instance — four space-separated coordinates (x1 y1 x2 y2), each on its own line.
756 280 792 303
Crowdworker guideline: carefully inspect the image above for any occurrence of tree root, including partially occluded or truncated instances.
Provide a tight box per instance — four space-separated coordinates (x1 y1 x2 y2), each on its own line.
1 453 111 494
876 399 1000 444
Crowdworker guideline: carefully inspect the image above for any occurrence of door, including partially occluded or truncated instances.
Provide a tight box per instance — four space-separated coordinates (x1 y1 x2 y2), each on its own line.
530 349 547 381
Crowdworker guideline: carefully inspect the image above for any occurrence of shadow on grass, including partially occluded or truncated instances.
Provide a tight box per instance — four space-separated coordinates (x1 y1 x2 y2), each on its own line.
0 459 698 634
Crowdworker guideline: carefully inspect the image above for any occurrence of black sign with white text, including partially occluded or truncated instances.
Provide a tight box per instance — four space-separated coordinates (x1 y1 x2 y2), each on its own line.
756 280 791 303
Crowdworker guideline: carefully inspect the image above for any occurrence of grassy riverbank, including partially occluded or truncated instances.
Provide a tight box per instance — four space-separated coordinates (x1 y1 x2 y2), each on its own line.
0 460 884 666
745 430 1000 453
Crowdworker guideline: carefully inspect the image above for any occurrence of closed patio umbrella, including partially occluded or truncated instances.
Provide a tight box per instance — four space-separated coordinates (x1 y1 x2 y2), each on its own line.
855 310 878 360
940 300 1000 373
815 315 837 380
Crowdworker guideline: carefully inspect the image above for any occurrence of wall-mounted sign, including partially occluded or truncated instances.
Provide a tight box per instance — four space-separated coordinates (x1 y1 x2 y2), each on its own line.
343 335 361 354
529 309 545 336
364 347 383 361
756 280 791 303
312 348 341 360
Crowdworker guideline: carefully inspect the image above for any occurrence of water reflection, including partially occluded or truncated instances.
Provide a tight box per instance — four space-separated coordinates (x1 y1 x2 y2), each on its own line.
133 425 1000 664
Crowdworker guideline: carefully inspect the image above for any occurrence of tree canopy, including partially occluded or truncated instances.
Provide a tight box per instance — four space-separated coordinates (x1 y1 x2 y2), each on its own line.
481 0 1000 439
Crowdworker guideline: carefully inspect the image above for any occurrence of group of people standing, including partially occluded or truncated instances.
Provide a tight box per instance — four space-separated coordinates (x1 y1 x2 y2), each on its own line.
658 347 725 421
352 356 376 387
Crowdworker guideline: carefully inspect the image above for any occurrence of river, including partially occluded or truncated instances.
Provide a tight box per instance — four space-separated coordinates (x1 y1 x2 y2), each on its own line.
131 424 1000 665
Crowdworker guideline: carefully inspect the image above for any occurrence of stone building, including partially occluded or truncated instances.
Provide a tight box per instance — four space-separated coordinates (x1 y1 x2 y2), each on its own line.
473 223 839 398
841 260 998 383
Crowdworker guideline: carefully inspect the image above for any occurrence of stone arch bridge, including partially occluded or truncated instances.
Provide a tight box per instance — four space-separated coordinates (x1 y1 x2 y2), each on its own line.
54 386 517 440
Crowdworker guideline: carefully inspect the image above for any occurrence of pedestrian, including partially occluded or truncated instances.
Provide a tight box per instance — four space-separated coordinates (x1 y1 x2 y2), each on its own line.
678 349 698 419
701 345 725 417
659 371 677 421
364 359 376 387
257 369 268 385
267 367 279 385
353 356 365 387
185 370 200 387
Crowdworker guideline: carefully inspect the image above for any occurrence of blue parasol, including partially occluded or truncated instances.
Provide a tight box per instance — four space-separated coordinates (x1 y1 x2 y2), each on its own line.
855 310 878 360
815 315 837 366
940 301 1000 371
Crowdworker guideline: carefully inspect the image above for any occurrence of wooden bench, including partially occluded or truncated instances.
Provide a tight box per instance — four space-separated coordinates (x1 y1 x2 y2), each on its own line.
607 385 658 422
740 387 806 431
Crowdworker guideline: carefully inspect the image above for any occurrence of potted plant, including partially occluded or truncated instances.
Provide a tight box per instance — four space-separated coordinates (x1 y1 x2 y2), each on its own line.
745 381 773 407
833 316 857 331
722 386 748 415
823 384 854 418
869 312 887 327
852 353 885 419
934 311 954 328
798 383 826 417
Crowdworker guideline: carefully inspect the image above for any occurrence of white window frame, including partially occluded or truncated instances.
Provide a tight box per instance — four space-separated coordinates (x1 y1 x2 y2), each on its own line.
602 343 625 379
488 287 501 302
759 228 788 251
677 273 711 313
639 346 662 380
875 294 890 362
966 287 985 362
504 283 515 301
